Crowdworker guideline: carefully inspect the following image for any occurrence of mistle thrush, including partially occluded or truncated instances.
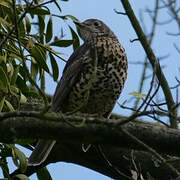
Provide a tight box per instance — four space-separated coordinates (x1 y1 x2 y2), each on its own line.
28 19 128 166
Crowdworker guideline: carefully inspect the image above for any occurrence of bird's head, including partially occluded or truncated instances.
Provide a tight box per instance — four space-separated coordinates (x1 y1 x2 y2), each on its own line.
74 19 115 41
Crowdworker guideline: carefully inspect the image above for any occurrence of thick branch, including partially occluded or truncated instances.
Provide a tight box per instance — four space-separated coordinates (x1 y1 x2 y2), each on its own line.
12 144 180 180
4 97 180 179
1 111 180 157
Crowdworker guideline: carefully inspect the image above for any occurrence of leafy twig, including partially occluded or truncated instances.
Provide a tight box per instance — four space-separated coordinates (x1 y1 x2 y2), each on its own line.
12 0 49 111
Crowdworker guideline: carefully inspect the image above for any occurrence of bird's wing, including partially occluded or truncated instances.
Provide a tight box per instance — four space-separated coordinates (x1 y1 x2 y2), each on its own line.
28 43 92 166
52 42 91 112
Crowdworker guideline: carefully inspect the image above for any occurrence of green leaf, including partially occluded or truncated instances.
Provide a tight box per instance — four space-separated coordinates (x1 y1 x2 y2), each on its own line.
10 65 20 85
24 16 31 34
20 93 27 104
19 18 26 37
10 85 19 94
0 66 10 92
0 97 5 112
0 17 10 26
60 15 79 21
7 62 14 78
49 53 59 81
27 7 50 15
30 60 38 80
66 15 79 21
129 91 146 99
0 17 12 31
12 174 29 180
38 15 45 40
50 39 73 47
7 43 22 61
1 144 12 157
16 76 28 93
69 26 80 50
4 100 15 112
12 146 27 173
46 16 53 43
1 158 10 179
0 0 12 8
31 45 49 73
0 145 11 178
0 54 6 63
36 167 52 180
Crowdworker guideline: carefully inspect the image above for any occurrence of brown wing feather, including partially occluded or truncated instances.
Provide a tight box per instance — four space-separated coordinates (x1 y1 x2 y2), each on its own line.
52 42 90 112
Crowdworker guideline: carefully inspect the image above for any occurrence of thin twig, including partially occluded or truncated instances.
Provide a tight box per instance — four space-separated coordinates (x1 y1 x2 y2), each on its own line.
121 128 180 178
97 145 133 179
120 0 177 128
133 0 159 110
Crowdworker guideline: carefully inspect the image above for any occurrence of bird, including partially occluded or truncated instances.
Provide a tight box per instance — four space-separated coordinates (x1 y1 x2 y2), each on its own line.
28 18 128 166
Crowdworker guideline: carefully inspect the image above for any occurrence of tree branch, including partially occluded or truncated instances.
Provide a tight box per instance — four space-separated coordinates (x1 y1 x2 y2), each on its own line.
0 112 180 156
120 0 178 128
12 144 180 180
4 97 180 179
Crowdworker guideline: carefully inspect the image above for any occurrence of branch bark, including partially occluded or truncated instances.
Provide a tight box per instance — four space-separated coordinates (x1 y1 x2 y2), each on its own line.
2 97 180 179
12 143 180 180
0 112 180 156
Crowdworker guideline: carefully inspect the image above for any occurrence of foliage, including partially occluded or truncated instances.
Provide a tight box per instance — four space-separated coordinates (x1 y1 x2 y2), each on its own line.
0 0 79 179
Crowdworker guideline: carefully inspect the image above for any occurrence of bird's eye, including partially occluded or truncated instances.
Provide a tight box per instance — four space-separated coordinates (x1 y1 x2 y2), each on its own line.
94 21 100 27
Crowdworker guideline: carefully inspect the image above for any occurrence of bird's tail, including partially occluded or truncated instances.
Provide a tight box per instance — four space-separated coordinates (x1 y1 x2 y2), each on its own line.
28 140 56 166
